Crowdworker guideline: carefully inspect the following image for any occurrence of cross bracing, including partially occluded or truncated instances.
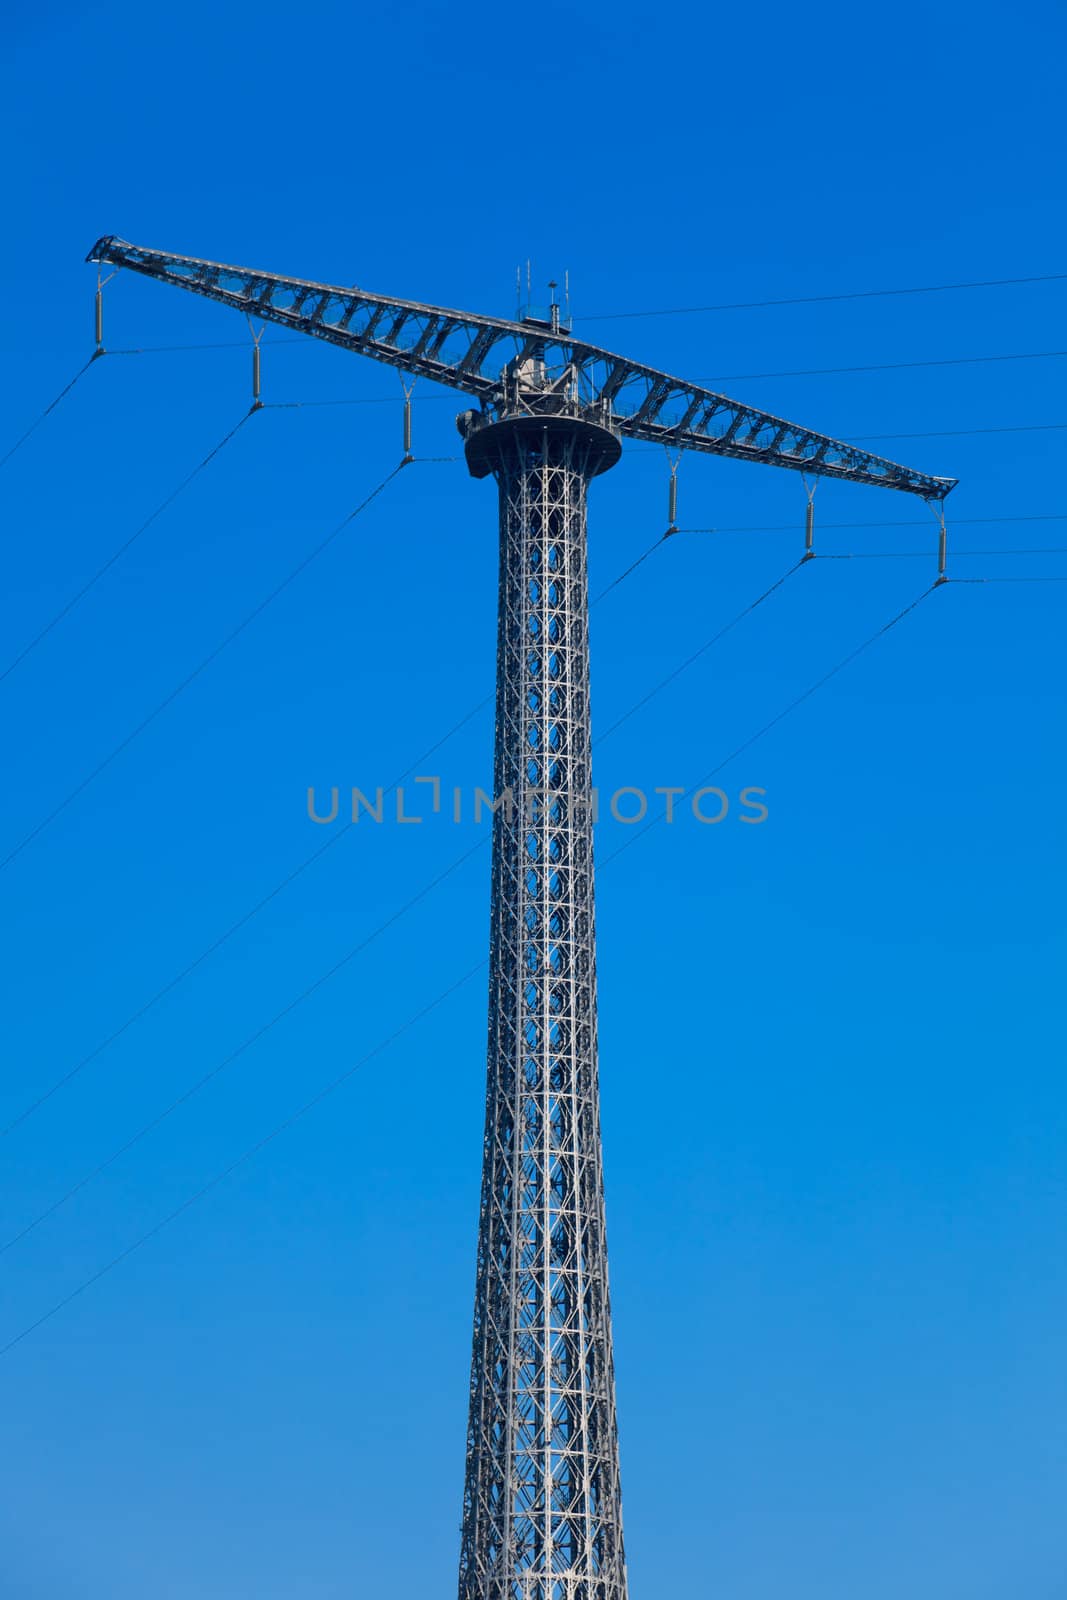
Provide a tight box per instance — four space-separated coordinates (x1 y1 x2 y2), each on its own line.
87 238 956 499
459 422 626 1600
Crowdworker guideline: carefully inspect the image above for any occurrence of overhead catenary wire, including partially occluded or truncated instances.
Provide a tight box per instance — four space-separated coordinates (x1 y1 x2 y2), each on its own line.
677 514 1067 534
595 558 807 744
0 576 938 1356
33 316 1062 440
76 269 1067 350
0 410 256 686
580 271 1067 321
709 349 1067 383
846 422 1067 442
815 548 1067 559
219 415 1067 451
4 506 1059 1146
0 461 413 874
87 331 1067 389
197 350 1009 450
0 958 489 1359
0 547 800 1236
0 833 489 1255
107 339 308 355
234 411 1067 461
141 402 1067 452
0 353 101 473
600 583 939 868
3 424 1059 1091
590 536 665 601
3 374 1057 697
158 400 1067 443
6 256 1062 1324
1 530 667 1139
0 690 494 1140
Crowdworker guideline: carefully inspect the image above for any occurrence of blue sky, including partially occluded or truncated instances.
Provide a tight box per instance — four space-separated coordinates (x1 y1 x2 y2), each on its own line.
1 1 1065 1596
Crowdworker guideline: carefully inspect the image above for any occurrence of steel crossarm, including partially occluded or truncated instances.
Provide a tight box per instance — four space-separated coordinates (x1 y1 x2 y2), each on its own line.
88 236 957 499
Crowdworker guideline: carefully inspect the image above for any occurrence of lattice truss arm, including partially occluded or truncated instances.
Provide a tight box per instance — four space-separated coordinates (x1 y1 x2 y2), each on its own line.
87 236 956 500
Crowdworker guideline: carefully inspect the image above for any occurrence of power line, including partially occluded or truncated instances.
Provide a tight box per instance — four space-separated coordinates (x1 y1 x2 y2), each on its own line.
711 349 1067 383
249 408 1067 448
0 835 487 1256
1 532 666 1139
82 270 1067 350
677 514 1067 534
817 549 1067 560
0 462 409 875
3 507 1058 1142
601 584 939 867
108 340 307 356
265 396 419 408
0 353 100 472
0 410 256 686
580 272 1067 322
0 692 493 1140
70 337 1067 390
596 558 806 743
846 422 1067 442
950 575 1067 584
111 384 1067 444
591 537 665 601
0 549 798 1239
0 578 935 1356
0 958 488 1359
11 337 1055 474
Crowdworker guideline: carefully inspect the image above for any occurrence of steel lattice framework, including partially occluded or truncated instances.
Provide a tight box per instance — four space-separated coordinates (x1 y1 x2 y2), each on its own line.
87 238 955 498
460 417 625 1600
86 236 957 1600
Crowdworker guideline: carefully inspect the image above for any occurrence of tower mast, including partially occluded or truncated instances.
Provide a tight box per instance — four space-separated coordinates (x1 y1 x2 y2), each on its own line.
84 236 956 1600
459 407 625 1600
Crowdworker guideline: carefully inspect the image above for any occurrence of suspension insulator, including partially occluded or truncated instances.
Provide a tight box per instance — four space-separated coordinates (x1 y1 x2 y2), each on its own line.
805 499 815 555
668 472 678 530
252 343 261 406
95 288 103 350
938 516 947 579
403 396 413 459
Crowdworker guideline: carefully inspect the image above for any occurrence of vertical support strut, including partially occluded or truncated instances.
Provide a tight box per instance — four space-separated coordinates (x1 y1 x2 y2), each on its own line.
459 413 627 1600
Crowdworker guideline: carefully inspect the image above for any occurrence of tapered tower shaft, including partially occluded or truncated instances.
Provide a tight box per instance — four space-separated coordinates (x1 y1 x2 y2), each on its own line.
80 239 959 1600
458 412 626 1600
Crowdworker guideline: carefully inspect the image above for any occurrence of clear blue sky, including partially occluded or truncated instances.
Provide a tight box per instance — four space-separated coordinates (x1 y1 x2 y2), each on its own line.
2 2 1065 1597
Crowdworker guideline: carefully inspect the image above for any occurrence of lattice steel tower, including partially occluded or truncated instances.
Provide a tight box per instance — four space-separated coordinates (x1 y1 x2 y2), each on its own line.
86 237 956 1600
459 406 625 1600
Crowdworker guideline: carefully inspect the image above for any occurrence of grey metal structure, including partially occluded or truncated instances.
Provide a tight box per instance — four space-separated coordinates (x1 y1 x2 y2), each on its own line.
460 414 626 1600
87 237 956 1600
